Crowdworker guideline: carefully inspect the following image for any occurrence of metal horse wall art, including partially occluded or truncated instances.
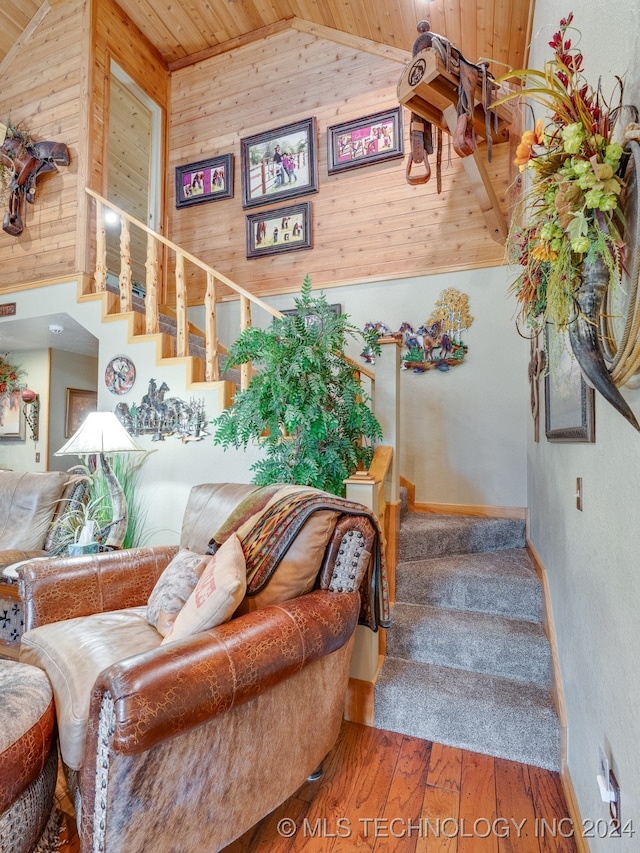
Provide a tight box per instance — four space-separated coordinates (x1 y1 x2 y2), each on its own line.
114 378 208 443
0 127 70 236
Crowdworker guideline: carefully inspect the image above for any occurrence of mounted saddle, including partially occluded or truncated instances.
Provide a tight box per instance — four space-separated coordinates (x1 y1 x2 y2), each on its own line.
0 135 70 236
406 21 497 190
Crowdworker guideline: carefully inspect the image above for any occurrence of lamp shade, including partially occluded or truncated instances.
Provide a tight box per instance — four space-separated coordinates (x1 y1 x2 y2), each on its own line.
55 412 143 456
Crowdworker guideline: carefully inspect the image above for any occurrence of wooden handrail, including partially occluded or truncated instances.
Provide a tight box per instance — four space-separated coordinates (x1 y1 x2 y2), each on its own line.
86 187 281 318
368 444 393 484
85 186 375 387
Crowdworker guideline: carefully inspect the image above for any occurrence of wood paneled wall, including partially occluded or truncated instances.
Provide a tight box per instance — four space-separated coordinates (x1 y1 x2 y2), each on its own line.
90 0 168 226
0 0 86 291
168 28 511 303
0 0 168 292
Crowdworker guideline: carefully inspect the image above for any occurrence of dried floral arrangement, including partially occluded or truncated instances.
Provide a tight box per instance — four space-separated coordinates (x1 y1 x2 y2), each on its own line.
0 353 25 394
496 13 629 331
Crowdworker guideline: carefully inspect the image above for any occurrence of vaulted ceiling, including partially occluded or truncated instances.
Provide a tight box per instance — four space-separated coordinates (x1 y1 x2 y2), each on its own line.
0 0 534 73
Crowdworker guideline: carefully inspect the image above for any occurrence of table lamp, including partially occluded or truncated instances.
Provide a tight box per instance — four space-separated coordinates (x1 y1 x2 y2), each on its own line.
55 411 143 549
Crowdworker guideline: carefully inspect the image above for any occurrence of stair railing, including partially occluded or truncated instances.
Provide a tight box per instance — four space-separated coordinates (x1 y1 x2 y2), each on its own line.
86 188 377 394
86 188 283 389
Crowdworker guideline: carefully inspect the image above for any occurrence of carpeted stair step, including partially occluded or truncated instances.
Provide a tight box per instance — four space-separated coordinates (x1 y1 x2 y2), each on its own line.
395 549 542 622
374 656 560 770
387 602 550 685
399 513 526 562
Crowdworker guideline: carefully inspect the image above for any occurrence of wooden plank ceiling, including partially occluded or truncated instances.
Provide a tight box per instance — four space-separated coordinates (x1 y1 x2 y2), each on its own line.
0 0 534 73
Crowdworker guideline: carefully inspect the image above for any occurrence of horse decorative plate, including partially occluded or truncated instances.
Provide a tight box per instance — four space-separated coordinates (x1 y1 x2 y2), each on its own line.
105 356 136 395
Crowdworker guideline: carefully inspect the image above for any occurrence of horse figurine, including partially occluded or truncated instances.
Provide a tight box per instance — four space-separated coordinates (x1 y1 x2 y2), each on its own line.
0 130 70 236
416 320 443 361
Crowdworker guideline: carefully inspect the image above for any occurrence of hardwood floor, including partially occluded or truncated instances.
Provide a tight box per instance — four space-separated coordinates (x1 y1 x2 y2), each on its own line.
56 721 578 853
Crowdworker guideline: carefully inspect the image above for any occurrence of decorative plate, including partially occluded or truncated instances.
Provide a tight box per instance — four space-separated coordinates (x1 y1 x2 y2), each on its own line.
105 356 136 395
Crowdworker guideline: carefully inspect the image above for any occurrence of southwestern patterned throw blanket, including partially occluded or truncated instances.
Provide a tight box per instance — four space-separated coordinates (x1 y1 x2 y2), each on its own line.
208 484 390 630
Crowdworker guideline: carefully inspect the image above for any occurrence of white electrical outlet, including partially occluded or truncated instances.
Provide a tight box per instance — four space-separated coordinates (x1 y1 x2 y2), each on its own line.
597 746 614 802
599 745 609 781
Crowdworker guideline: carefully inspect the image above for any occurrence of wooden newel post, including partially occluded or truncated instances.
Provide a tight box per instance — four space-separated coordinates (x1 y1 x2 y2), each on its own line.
373 336 402 504
345 470 380 514
240 295 252 391
94 200 107 293
345 469 383 684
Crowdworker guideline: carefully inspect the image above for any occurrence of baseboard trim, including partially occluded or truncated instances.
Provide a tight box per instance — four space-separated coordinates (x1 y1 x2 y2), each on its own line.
344 655 384 726
526 540 568 771
560 765 591 853
399 477 526 519
526 540 589 851
344 677 375 726
412 501 527 520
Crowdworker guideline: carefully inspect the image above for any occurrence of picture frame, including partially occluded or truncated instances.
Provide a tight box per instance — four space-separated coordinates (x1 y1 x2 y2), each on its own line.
544 325 595 443
241 118 318 209
281 303 341 318
327 107 404 175
246 202 312 259
0 391 25 440
175 154 234 208
65 388 98 438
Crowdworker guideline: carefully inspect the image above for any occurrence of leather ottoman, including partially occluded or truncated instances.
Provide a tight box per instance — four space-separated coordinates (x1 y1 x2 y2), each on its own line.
0 660 59 853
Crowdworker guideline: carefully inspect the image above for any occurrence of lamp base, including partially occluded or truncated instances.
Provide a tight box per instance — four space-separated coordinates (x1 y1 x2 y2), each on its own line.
99 453 129 550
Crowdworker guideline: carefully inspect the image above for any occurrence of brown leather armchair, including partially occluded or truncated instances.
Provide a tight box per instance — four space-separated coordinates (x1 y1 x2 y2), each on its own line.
18 483 382 853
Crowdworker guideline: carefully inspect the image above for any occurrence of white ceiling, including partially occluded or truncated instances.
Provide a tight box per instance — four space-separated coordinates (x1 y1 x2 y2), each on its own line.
0 312 99 357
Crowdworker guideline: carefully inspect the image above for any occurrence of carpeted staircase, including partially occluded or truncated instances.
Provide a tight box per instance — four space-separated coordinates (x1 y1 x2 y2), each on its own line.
374 511 561 770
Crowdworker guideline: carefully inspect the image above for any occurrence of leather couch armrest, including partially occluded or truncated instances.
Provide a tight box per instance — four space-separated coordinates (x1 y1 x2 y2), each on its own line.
20 546 179 630
0 549 48 569
90 589 359 756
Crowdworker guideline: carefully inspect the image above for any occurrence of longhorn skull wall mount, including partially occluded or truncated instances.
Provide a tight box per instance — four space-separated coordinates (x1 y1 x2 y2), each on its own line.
0 122 70 236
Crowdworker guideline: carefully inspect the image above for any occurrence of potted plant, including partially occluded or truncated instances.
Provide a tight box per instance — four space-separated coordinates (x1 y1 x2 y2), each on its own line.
212 275 383 496
496 12 639 430
48 454 150 555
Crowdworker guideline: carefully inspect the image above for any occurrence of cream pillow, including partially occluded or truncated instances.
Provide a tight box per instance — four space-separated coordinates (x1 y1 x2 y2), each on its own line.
161 535 246 644
147 548 210 636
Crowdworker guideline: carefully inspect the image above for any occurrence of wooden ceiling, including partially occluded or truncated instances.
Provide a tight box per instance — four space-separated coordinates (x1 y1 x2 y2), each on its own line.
0 0 534 73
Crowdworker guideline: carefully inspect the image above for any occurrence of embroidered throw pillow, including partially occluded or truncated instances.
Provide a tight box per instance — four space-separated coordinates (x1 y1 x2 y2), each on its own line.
161 535 246 644
147 548 210 636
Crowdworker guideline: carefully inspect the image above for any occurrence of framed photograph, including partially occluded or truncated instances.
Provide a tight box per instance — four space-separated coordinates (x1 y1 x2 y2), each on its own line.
246 202 312 259
327 107 404 174
65 388 98 438
0 391 25 440
241 117 318 209
175 154 234 208
544 326 595 443
281 303 341 318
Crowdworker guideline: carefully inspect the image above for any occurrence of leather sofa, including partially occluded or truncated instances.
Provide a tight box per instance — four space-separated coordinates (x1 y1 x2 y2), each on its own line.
18 482 383 853
0 470 84 648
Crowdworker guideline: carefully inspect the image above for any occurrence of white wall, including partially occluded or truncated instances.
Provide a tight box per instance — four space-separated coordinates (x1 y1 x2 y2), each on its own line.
2 280 261 544
526 2 640 847
214 265 529 509
48 349 99 471
0 349 51 473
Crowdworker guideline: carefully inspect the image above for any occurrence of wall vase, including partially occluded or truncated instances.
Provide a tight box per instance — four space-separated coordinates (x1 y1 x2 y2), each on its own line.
568 257 640 432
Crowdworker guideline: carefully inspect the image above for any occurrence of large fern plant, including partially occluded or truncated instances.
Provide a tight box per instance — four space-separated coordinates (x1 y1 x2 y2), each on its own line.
212 276 383 496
